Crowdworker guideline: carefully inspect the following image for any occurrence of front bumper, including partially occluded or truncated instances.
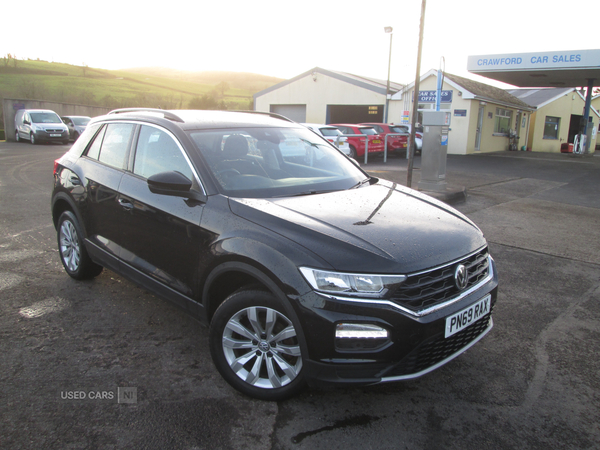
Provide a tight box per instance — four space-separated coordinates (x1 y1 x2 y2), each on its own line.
33 129 69 142
293 258 498 387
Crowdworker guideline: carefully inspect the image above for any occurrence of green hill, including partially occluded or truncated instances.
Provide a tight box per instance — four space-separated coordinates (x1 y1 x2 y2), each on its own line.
0 58 283 113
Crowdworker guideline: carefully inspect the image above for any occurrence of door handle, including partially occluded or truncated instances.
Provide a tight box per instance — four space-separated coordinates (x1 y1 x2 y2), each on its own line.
118 198 134 211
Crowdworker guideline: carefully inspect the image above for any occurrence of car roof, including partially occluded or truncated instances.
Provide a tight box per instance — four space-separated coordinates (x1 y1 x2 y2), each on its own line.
330 123 376 128
95 109 301 131
302 123 338 129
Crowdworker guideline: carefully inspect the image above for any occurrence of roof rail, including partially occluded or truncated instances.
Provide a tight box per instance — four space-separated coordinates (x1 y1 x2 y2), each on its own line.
232 110 295 123
108 108 184 123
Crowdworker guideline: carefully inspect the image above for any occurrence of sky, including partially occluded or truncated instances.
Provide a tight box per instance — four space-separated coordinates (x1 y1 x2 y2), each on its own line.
1 0 598 89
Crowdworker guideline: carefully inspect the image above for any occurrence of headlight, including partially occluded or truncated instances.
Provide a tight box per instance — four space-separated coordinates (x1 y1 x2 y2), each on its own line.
299 267 405 298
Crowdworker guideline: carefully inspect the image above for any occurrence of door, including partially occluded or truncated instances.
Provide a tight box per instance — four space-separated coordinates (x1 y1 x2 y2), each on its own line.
117 124 205 298
81 123 135 263
475 105 484 151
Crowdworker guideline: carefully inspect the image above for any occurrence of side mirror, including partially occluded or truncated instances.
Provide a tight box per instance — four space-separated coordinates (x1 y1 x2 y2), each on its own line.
147 171 205 202
23 119 30 125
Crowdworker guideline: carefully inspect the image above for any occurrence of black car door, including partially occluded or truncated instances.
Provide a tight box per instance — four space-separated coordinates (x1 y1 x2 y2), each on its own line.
79 122 135 269
117 124 206 300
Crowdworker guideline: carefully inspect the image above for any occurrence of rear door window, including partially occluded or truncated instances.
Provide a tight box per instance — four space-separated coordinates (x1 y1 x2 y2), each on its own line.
94 123 134 169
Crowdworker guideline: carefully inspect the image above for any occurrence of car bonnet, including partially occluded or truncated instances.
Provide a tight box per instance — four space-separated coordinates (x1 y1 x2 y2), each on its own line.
228 182 486 274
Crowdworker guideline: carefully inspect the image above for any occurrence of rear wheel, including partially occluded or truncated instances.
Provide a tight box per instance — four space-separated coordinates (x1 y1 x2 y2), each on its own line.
209 289 306 400
15 130 21 143
57 211 103 280
348 145 357 160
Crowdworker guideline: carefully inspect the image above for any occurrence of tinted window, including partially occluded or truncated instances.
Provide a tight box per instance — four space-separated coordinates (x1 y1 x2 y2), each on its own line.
358 127 377 135
319 127 343 137
97 123 134 169
85 125 107 160
133 126 193 180
390 126 409 133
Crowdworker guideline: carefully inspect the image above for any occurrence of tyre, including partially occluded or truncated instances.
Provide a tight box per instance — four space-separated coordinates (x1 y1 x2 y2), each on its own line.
209 289 306 400
30 133 36 145
73 132 80 141
15 130 20 143
348 145 357 160
57 211 103 280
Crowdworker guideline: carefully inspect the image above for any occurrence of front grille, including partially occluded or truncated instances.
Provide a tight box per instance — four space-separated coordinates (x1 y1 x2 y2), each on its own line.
384 310 492 377
45 129 64 133
390 248 490 313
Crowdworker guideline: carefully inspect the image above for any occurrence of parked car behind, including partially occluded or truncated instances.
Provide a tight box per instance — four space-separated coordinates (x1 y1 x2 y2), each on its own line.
52 108 498 401
301 123 351 156
329 124 385 159
62 116 91 141
360 122 409 154
15 109 70 145
401 123 424 153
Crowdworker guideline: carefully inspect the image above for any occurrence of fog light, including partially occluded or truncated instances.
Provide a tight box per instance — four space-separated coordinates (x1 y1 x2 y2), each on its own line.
335 323 391 351
335 323 389 339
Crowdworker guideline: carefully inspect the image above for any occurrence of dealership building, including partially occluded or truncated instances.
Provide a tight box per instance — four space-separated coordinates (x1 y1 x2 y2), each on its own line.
254 49 599 155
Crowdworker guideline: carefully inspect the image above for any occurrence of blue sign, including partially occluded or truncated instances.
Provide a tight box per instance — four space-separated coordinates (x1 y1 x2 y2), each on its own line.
454 109 467 117
419 90 453 103
441 135 448 146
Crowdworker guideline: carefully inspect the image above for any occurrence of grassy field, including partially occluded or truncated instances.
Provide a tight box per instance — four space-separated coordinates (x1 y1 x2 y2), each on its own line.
0 59 282 113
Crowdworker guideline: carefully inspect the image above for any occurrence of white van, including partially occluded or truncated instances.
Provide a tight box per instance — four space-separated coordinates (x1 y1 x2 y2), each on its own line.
15 109 70 145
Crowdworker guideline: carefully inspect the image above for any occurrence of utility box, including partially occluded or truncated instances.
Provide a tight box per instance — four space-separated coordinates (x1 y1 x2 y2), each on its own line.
418 111 451 192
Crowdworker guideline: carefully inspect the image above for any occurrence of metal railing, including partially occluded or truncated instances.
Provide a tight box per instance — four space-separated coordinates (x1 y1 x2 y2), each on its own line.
332 133 409 164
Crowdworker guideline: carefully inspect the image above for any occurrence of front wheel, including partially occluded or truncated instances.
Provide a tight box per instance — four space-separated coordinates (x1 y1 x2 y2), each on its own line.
57 211 103 280
209 289 306 400
30 133 36 145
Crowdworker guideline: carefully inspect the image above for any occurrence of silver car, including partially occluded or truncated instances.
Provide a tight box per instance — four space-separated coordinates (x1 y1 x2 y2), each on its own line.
15 109 70 145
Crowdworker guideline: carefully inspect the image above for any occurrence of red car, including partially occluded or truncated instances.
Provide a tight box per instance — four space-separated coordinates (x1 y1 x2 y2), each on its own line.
329 124 385 159
360 123 409 154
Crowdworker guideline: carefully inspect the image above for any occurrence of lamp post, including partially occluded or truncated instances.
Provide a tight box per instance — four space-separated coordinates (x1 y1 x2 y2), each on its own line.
384 26 393 123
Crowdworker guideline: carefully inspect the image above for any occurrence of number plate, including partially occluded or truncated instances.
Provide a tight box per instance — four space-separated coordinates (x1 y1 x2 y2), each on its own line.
372 139 381 143
50 134 61 137
445 295 491 338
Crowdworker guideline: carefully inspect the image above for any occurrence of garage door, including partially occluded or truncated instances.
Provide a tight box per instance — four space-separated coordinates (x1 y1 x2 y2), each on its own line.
327 105 384 124
270 105 306 122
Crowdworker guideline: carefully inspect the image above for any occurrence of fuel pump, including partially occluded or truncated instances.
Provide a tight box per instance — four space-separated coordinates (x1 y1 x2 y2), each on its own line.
418 111 451 192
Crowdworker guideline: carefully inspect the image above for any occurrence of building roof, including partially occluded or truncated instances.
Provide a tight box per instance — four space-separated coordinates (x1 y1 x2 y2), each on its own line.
506 88 600 118
392 69 534 111
505 88 574 108
443 73 533 110
253 67 404 99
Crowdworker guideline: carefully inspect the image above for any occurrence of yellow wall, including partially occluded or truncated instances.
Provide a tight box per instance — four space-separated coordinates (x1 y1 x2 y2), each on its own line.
389 75 527 155
530 92 598 153
255 73 385 124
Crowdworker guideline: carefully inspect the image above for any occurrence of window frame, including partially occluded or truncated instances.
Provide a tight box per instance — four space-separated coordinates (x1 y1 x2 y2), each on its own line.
543 116 560 140
493 108 513 136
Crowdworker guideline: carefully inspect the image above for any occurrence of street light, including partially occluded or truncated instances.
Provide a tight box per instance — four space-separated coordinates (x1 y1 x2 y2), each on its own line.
384 26 393 123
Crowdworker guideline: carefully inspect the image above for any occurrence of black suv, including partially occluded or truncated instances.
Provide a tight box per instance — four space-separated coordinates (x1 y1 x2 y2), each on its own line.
51 109 498 400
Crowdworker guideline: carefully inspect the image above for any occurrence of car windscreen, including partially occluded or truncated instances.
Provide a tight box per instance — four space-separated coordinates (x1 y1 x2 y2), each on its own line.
188 126 366 198
358 127 378 135
30 112 62 124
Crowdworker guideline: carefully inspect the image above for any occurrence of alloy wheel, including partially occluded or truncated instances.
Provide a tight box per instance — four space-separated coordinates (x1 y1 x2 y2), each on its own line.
221 306 302 389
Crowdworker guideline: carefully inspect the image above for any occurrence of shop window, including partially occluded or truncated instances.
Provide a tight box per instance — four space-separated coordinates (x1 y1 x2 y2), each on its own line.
494 108 512 135
543 116 560 140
